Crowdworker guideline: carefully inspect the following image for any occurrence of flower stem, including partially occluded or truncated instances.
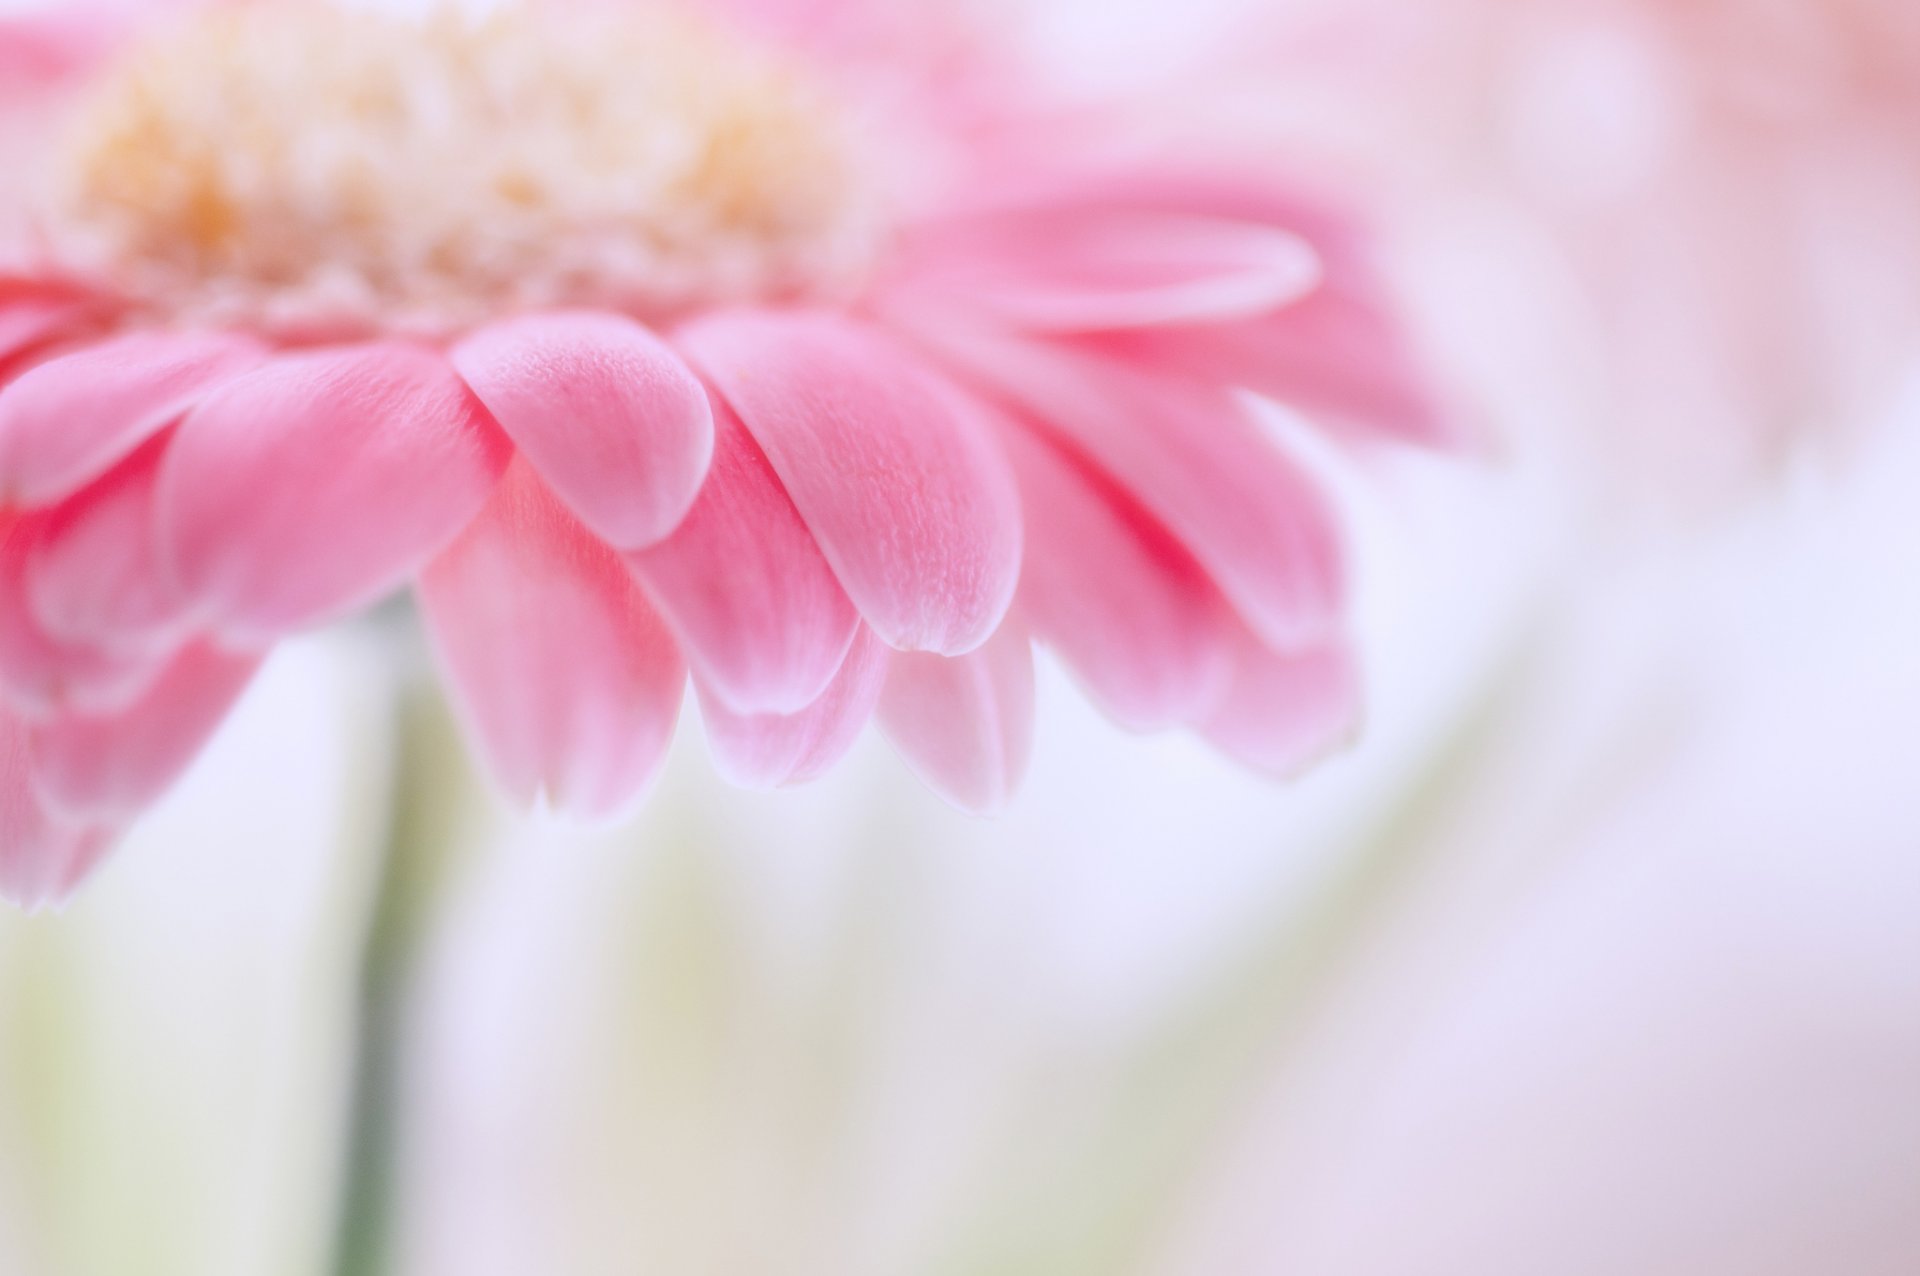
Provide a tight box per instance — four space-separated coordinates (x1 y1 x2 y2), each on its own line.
329 671 470 1276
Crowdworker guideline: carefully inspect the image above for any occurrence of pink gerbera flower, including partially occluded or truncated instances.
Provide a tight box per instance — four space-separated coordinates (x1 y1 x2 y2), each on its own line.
0 0 1449 905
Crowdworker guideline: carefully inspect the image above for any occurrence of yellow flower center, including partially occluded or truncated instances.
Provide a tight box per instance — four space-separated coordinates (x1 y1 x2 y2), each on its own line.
48 1 884 338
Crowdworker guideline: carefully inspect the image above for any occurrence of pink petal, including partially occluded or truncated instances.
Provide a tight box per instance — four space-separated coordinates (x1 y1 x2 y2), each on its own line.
1200 636 1361 779
452 312 713 549
0 9 131 90
1092 291 1454 448
418 463 686 821
698 625 887 790
946 167 1452 447
902 208 1321 331
0 711 113 910
29 639 260 823
158 344 512 639
678 310 1022 656
0 329 264 507
877 622 1035 814
909 325 1346 653
0 509 167 718
24 433 191 650
999 422 1233 731
0 290 96 368
627 396 859 715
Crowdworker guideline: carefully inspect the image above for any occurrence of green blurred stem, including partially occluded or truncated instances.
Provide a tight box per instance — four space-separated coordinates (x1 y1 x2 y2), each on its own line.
329 676 469 1276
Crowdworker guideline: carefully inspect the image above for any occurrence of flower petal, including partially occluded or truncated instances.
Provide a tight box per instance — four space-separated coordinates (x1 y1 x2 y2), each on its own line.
0 711 113 910
910 325 1346 653
999 422 1233 731
1094 293 1453 447
24 433 191 650
452 311 713 548
948 167 1453 447
0 510 166 718
627 396 859 715
698 625 887 790
0 289 97 371
158 344 512 639
878 622 1035 814
0 9 130 90
1199 636 1361 779
418 463 686 821
29 640 260 823
678 310 1022 656
0 329 264 506
902 208 1321 331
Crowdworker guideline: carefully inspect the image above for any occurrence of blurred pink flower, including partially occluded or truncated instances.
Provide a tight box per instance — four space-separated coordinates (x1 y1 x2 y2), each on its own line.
0 0 1448 904
1239 0 1920 495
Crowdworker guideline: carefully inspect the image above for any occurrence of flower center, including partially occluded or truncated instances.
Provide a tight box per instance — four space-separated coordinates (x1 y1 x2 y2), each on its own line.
48 1 885 338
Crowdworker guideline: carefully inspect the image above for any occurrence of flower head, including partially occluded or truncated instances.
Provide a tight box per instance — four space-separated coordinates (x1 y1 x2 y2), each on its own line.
0 0 1449 905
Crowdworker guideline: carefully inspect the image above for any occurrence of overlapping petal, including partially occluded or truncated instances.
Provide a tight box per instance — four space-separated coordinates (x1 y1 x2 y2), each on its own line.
453 312 713 549
29 639 261 823
910 324 1346 654
0 329 264 507
628 396 860 715
157 344 513 639
679 310 1023 657
698 626 888 790
877 622 1035 814
997 422 1233 730
419 463 686 820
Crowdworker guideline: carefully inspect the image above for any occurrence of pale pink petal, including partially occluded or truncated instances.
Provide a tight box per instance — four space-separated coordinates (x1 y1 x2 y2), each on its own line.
999 422 1234 731
698 626 887 790
901 208 1321 331
24 433 191 650
628 396 859 715
0 711 113 910
0 510 166 718
1092 292 1454 447
158 344 512 639
877 622 1035 814
906 324 1346 653
452 311 713 548
678 310 1022 656
29 640 260 823
1200 636 1361 779
418 463 686 820
948 167 1452 446
0 329 264 506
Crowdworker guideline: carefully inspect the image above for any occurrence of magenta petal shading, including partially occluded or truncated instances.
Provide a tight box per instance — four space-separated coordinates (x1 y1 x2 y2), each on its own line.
0 510 165 718
915 326 1345 653
699 625 887 789
453 311 713 548
904 208 1321 331
157 344 512 639
0 712 112 910
25 434 190 650
878 622 1035 814
1200 637 1361 779
29 640 260 823
0 329 263 507
999 423 1232 731
678 310 1022 657
628 396 859 715
419 463 687 820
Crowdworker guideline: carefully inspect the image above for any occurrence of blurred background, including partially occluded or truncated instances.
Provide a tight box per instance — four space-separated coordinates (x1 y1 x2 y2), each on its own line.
1 0 1917 1273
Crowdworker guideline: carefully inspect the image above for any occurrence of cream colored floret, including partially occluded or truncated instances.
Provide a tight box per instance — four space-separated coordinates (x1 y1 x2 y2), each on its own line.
51 1 884 336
